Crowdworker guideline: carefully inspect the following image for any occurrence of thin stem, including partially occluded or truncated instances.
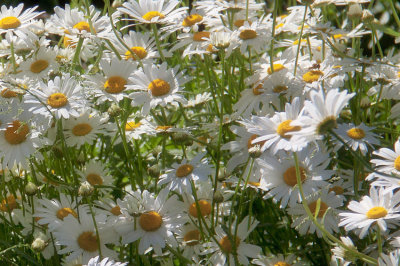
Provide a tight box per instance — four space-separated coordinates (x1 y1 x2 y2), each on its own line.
294 4 308 76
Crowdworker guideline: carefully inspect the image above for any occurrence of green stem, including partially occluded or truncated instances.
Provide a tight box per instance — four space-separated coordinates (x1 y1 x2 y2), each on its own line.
151 24 166 62
294 4 308 76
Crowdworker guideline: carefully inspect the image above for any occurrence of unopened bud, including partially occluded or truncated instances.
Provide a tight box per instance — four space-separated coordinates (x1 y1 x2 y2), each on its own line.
348 3 363 20
361 10 374 24
172 132 192 145
25 182 38 196
213 190 224 203
148 164 160 178
360 96 371 108
78 181 94 196
217 167 227 181
107 103 121 117
248 145 262 158
31 238 47 252
112 0 124 8
52 145 63 158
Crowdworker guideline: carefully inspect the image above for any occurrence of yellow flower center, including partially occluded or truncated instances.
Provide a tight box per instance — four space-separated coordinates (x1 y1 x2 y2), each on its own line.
0 16 21 29
183 229 201 246
276 120 301 139
182 14 203 27
56 207 78 220
30 60 49 74
248 181 260 187
283 166 306 187
234 19 251 27
247 134 264 149
0 195 18 212
292 39 307 45
125 122 142 131
267 64 285 74
72 123 93 136
104 76 127 94
346 127 365 140
239 29 257 40
316 116 337 135
125 46 148 60
4 120 29 145
176 164 194 178
303 70 324 83
86 173 103 186
47 93 68 108
275 23 284 30
142 11 165 21
366 206 388 219
329 186 344 195
252 84 263 95
308 201 329 218
77 231 98 252
273 85 288 93
73 21 92 33
219 236 240 253
189 200 212 218
139 211 163 231
110 205 121 216
193 31 210 42
148 79 170 96
395 156 400 171
274 262 291 266
156 125 172 131
333 33 343 39
1 88 18 98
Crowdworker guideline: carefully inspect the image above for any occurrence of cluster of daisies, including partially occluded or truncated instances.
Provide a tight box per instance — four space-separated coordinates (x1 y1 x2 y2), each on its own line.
1 0 400 265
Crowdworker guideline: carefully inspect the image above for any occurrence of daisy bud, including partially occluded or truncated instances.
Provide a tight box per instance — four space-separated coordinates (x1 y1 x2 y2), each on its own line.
51 145 63 158
25 182 38 196
172 132 192 145
152 146 162 158
78 181 94 197
31 237 47 252
360 96 371 108
248 144 262 158
218 167 228 181
76 154 86 165
112 0 124 8
107 103 121 117
361 10 374 24
213 190 224 203
348 3 363 20
148 164 160 178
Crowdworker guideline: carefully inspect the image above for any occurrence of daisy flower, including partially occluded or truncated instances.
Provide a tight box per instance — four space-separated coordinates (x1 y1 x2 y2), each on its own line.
118 0 187 25
63 110 113 147
339 187 400 239
257 147 333 208
252 254 299 266
34 194 82 232
50 4 112 46
202 216 261 266
86 256 127 266
370 138 400 177
121 117 153 141
77 160 113 188
24 74 85 119
112 31 159 62
18 46 59 81
115 189 186 255
88 57 137 103
170 31 213 58
182 181 231 223
128 62 189 115
158 153 213 194
331 236 357 266
234 20 271 54
378 250 400 266
0 103 45 168
54 208 117 264
333 123 379 155
176 223 203 262
241 97 307 154
0 4 42 36
287 189 343 237
291 88 355 145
